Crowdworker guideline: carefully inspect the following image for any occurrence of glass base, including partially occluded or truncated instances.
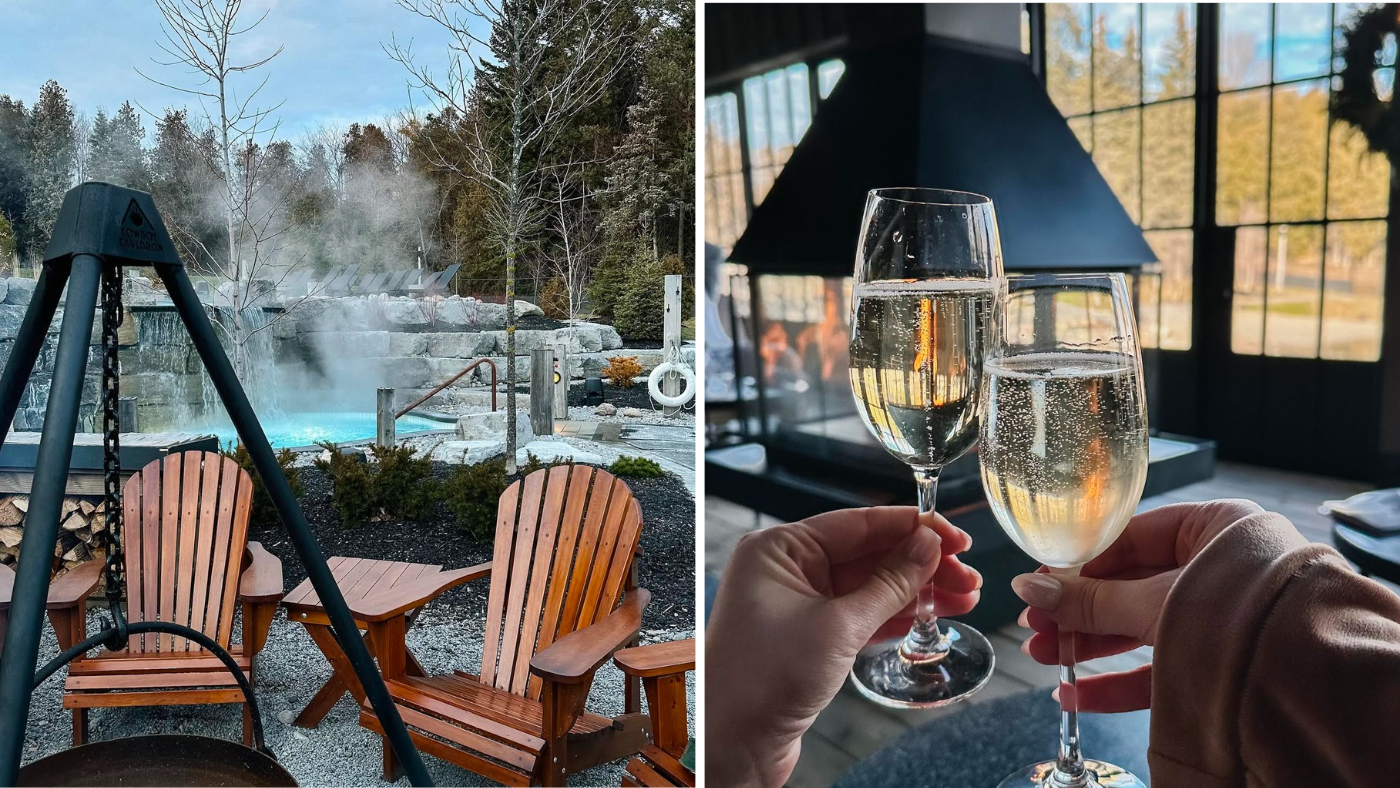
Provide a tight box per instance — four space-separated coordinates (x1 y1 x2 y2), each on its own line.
997 760 1146 788
849 619 994 709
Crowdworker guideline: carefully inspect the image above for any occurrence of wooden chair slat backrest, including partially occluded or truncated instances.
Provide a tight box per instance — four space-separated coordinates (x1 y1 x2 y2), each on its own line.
480 466 642 700
119 451 253 653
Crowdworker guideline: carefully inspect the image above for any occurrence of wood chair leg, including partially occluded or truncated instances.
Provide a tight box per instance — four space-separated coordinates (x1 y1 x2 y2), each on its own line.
71 708 88 746
294 673 351 729
624 635 642 715
382 735 404 782
540 681 587 787
242 703 254 747
643 674 689 757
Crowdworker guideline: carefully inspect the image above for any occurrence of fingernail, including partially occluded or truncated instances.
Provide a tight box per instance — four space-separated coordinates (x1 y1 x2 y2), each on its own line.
971 566 983 590
1020 638 1031 656
1011 574 1062 610
960 528 972 549
1017 608 1029 628
906 529 941 564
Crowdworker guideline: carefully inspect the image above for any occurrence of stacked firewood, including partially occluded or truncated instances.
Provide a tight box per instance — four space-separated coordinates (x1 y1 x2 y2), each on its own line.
0 495 110 574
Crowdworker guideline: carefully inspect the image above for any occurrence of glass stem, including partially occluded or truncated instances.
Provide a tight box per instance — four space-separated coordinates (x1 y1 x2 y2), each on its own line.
899 468 949 663
1053 568 1089 787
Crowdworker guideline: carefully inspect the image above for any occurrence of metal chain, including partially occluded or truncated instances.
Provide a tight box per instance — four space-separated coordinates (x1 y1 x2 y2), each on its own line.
99 264 127 643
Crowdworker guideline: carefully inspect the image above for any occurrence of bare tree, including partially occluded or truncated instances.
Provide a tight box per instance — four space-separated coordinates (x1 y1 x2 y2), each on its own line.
387 0 632 472
140 0 311 377
544 166 602 337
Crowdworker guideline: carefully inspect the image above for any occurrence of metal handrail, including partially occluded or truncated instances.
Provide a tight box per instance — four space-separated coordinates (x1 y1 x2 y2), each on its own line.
396 357 498 418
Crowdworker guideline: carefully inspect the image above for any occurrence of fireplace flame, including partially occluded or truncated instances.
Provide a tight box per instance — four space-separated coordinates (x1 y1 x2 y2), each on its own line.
794 283 848 381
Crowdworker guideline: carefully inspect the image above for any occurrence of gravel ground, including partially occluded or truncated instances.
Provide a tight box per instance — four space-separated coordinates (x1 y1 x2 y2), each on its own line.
249 465 695 633
20 608 693 787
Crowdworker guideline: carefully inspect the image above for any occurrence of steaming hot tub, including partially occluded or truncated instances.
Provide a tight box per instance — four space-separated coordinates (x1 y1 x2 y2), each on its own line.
207 411 452 450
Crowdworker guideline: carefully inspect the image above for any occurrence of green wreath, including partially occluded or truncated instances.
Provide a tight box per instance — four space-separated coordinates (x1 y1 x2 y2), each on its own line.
1332 3 1400 162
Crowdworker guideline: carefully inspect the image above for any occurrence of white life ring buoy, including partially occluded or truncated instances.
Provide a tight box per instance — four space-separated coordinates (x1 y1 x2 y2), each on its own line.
648 361 695 407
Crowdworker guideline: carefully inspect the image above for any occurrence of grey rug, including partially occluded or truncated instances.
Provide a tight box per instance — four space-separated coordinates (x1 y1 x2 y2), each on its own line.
835 690 1151 788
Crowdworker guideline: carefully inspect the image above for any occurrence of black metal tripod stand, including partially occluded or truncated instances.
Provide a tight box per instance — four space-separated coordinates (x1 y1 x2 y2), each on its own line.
0 183 431 786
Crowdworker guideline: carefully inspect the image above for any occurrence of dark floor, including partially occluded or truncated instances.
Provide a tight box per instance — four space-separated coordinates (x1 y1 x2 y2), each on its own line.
704 461 1375 788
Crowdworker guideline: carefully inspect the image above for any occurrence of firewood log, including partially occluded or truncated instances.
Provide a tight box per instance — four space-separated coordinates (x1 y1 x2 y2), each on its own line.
62 512 88 531
0 499 21 527
0 526 21 548
12 497 28 513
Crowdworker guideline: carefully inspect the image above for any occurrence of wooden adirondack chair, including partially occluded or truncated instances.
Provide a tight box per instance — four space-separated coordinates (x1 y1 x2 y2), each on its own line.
35 451 284 746
352 465 651 787
615 639 695 788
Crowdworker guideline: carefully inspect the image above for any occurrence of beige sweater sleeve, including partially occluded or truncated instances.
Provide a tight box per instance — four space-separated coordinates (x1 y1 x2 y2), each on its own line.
1148 512 1400 787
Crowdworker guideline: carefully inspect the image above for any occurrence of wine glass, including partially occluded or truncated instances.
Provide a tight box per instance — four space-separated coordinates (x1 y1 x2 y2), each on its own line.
846 187 1000 708
979 273 1149 788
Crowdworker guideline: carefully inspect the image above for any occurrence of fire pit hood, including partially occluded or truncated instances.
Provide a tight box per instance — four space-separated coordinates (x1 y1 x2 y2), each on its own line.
727 11 1155 274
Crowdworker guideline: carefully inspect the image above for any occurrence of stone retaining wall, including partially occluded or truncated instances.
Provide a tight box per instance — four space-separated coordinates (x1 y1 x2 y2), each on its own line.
0 280 693 429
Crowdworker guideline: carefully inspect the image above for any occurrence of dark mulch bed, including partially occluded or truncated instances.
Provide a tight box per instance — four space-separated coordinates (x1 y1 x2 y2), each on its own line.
250 464 694 633
516 314 569 331
568 382 660 411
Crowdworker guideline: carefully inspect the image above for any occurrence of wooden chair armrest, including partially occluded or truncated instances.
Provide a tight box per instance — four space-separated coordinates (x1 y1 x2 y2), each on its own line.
46 561 104 609
613 638 695 679
531 588 651 684
347 562 491 622
239 541 285 604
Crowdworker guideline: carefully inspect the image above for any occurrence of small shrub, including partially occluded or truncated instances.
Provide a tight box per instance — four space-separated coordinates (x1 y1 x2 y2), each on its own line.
519 450 569 477
314 442 375 527
441 458 509 540
608 455 664 478
223 443 302 529
372 444 437 521
602 356 643 388
314 442 439 527
538 276 571 320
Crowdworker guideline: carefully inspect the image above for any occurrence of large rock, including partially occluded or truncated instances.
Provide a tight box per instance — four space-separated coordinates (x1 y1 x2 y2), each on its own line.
319 330 390 358
456 410 534 442
552 326 602 353
429 440 505 465
514 300 544 318
426 332 497 359
0 305 25 338
389 332 428 356
596 324 623 350
379 298 430 328
0 279 10 305
436 296 505 329
478 358 526 383
516 440 602 466
5 278 35 306
370 356 434 388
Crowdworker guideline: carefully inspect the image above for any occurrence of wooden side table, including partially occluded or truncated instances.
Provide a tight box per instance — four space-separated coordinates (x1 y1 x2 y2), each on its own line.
281 556 478 728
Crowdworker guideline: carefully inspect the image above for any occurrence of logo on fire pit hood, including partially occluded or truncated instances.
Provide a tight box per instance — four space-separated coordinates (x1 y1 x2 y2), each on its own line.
119 199 164 254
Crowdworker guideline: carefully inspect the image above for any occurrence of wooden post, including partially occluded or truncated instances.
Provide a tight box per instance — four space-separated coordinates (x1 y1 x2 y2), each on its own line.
117 397 138 433
376 388 395 449
530 347 554 437
662 274 683 418
551 341 569 419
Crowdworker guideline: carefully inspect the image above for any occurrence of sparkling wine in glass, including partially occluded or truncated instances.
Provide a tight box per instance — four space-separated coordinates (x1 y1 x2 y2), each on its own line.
980 273 1148 788
846 188 1000 708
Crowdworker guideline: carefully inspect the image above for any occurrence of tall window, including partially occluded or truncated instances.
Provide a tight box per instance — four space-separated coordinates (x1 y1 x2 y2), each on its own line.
704 59 846 255
1045 3 1198 351
1218 2 1390 361
744 64 813 206
705 93 746 251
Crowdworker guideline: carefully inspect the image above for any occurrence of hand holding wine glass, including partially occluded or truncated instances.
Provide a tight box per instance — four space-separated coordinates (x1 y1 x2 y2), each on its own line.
979 273 1149 788
1012 498 1266 713
846 187 1003 708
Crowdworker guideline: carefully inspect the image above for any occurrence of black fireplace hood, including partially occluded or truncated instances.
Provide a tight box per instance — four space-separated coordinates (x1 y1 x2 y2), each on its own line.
727 30 1156 275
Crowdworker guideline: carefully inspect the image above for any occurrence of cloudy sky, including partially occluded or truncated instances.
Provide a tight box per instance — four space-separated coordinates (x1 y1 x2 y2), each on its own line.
0 0 488 141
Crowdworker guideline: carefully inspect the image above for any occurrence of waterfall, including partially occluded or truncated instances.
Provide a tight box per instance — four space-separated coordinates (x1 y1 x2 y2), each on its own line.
128 306 285 432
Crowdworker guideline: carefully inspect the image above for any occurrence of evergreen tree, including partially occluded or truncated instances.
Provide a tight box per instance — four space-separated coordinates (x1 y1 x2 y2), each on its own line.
0 97 31 259
24 80 76 260
89 101 150 189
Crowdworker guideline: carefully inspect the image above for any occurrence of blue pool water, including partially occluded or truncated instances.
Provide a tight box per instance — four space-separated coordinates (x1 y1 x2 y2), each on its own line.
209 411 447 450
